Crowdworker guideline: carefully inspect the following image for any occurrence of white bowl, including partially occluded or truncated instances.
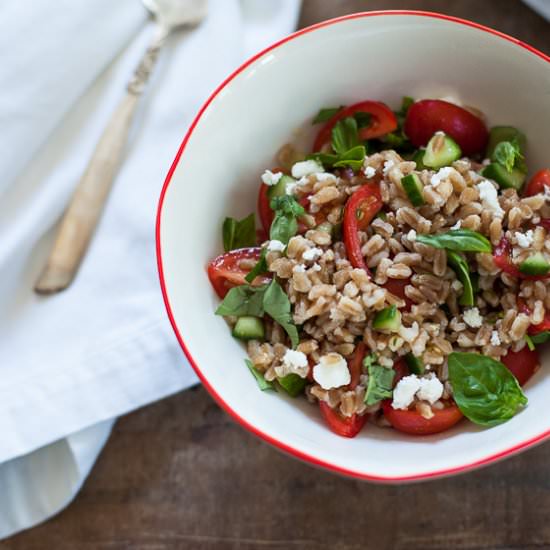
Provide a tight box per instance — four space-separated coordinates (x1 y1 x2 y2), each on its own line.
157 11 550 482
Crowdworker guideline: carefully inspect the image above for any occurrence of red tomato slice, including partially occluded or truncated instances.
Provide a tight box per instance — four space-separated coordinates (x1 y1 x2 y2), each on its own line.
493 236 550 281
524 169 550 197
404 99 488 156
258 183 274 234
313 101 397 152
207 248 271 298
382 400 463 435
348 341 366 390
392 357 409 387
383 277 413 310
502 347 540 386
343 183 383 272
319 401 366 438
538 219 550 231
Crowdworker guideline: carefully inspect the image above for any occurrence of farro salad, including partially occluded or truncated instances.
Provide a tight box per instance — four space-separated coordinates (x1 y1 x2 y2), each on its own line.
207 97 550 437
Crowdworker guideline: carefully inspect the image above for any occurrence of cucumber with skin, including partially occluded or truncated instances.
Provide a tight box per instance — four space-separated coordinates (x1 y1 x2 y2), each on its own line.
423 132 462 169
372 305 401 332
268 174 296 199
401 173 425 206
404 353 425 375
232 316 265 340
519 253 550 276
481 162 526 190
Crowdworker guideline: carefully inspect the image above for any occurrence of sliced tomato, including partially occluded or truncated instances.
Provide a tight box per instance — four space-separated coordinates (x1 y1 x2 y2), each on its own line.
404 99 488 156
502 347 540 386
392 358 408 387
524 169 550 197
348 341 366 390
343 183 383 272
383 277 413 310
258 183 274 234
313 101 397 152
319 401 366 438
493 236 550 281
538 219 550 231
207 248 271 298
382 400 463 435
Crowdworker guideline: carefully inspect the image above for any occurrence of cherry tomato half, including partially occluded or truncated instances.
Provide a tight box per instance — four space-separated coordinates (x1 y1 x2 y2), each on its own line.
313 101 397 152
383 277 414 311
392 358 409 387
382 400 463 436
258 183 274 234
207 248 271 298
524 169 550 197
404 99 488 156
493 236 550 281
343 183 383 272
348 341 366 390
502 347 540 386
319 401 366 438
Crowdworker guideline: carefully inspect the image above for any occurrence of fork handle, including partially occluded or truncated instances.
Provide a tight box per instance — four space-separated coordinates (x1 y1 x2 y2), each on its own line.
34 29 166 295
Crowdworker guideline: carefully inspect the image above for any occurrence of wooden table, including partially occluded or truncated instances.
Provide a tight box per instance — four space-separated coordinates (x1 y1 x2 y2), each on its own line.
4 1 550 548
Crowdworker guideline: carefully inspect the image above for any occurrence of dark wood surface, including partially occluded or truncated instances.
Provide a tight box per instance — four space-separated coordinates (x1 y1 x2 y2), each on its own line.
4 1 550 549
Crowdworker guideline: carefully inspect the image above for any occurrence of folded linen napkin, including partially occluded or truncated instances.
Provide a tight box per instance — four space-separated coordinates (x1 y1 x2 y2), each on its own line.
0 0 300 538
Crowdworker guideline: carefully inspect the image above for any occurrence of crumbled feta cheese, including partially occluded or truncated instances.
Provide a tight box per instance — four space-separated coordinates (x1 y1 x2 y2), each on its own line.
291 160 324 179
463 307 483 328
477 180 504 217
267 240 286 252
417 373 444 404
285 181 298 195
430 167 454 187
282 349 308 370
313 353 350 389
364 166 376 178
450 220 462 230
383 160 395 175
311 263 322 272
398 321 419 343
261 170 283 186
516 230 534 249
392 375 421 410
302 247 323 261
292 264 306 273
316 172 337 182
490 330 501 346
407 229 417 242
451 279 463 292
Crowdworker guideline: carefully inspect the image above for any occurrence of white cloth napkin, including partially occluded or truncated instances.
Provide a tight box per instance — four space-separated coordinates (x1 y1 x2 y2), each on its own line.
0 0 300 538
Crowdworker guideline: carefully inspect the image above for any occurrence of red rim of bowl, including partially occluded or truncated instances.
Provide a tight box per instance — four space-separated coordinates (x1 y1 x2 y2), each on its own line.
156 10 550 482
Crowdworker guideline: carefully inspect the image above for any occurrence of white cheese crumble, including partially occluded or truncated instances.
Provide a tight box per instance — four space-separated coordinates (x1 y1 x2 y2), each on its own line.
451 279 463 292
267 240 286 252
398 321 419 343
392 375 421 410
416 373 444 404
316 172 337 182
292 264 306 273
313 353 350 389
407 229 417 242
302 247 323 261
285 181 298 195
463 307 483 328
282 349 308 370
430 167 454 187
364 166 376 179
450 220 462 230
261 170 282 186
383 160 395 175
477 180 504 217
516 229 534 249
311 263 322 272
491 330 501 346
291 160 324 179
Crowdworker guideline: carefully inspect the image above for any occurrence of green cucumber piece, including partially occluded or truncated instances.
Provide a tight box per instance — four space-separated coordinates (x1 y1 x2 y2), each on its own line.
481 163 526 190
519 253 550 276
401 173 425 206
372 305 401 332
404 353 424 375
232 316 265 341
268 174 296 199
412 148 428 170
423 133 462 169
486 126 527 158
278 373 307 397
531 331 550 345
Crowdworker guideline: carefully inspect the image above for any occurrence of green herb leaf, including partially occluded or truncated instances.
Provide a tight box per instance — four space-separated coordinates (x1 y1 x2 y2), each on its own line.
364 354 395 406
263 279 299 348
245 359 276 391
447 251 475 307
525 334 536 351
416 229 492 253
278 373 307 397
354 111 372 129
307 152 339 167
312 106 343 124
270 195 305 217
215 285 267 317
222 213 256 252
245 248 268 284
493 139 524 174
448 352 527 426
269 196 305 245
333 145 366 170
530 331 550 345
331 117 361 155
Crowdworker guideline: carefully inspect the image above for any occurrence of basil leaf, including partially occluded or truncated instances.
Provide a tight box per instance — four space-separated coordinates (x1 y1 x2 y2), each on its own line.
331 117 360 155
307 152 339 167
222 213 256 252
245 248 268 284
263 279 299 348
530 331 550 345
278 373 307 397
270 195 305 217
525 334 536 351
448 352 527 426
333 145 366 170
416 229 492 253
447 251 475 307
354 111 372 129
269 196 305 245
245 359 276 391
363 354 395 406
312 106 342 124
215 285 267 317
493 139 524 174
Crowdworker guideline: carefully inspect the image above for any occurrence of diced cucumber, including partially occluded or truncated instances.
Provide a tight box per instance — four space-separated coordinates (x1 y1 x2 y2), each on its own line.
268 174 295 199
486 126 527 158
278 373 307 397
404 353 424 375
401 173 425 206
372 305 401 332
531 331 550 345
412 148 428 170
423 133 462 169
519 253 550 276
232 316 265 340
481 162 526 190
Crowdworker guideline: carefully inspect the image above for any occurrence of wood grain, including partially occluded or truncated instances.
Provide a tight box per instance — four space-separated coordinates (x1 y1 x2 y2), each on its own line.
4 1 550 548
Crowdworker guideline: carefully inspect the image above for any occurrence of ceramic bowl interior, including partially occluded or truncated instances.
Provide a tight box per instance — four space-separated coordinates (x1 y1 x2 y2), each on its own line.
157 12 550 481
